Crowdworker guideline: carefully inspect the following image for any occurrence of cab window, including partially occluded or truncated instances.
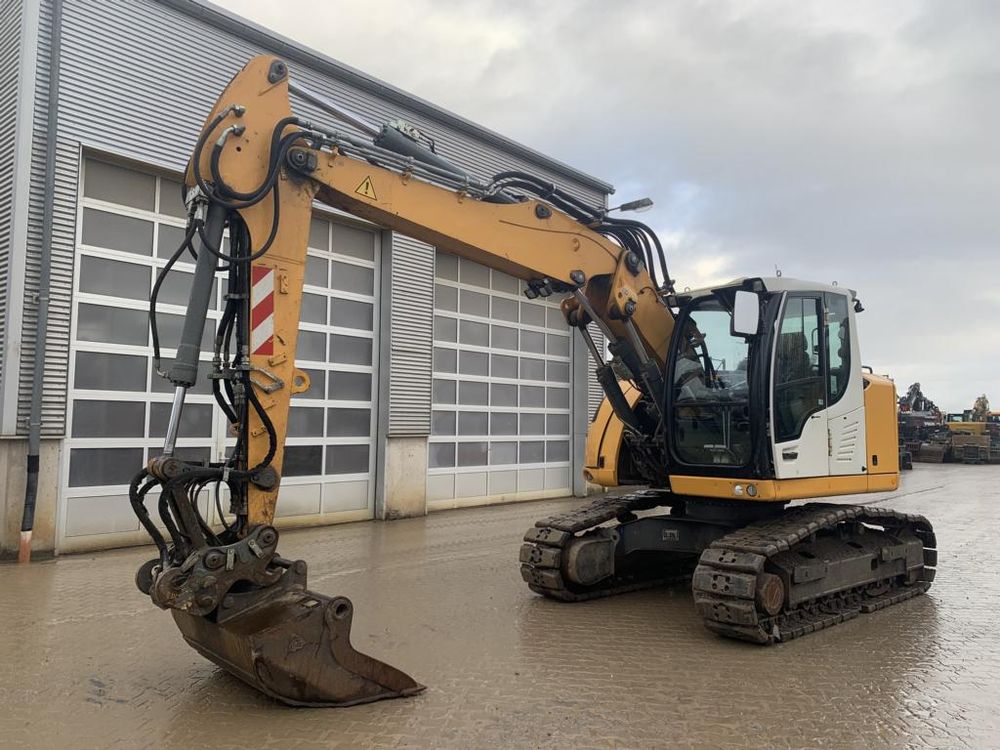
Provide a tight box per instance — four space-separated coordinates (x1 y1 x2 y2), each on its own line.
670 297 752 466
826 293 850 405
773 296 825 442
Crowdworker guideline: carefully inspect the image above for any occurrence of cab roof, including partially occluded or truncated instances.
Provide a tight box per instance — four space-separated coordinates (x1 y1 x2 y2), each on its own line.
676 276 857 302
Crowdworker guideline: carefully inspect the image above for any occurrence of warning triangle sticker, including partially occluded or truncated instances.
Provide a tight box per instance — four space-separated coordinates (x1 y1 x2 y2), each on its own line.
355 176 378 200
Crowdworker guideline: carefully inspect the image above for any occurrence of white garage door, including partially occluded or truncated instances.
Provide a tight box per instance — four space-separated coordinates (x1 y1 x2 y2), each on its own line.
427 251 573 508
59 156 380 551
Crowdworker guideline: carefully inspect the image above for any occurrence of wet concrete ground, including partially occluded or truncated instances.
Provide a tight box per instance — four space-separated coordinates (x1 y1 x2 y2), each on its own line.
1 463 998 749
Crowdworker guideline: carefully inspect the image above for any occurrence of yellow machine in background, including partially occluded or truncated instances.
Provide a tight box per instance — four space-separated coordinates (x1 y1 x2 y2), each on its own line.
128 57 936 707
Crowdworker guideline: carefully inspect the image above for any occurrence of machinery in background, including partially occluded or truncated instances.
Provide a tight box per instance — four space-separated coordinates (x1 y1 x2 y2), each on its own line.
898 382 945 465
127 56 936 708
944 397 999 463
900 385 999 464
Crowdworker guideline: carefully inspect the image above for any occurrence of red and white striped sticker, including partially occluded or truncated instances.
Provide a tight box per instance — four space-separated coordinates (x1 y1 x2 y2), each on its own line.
250 265 275 356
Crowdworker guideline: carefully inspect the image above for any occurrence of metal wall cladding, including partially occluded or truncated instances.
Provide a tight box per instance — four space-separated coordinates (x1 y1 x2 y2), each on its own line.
388 234 434 436
17 0 77 436
20 0 609 436
587 324 606 419
0 0 21 406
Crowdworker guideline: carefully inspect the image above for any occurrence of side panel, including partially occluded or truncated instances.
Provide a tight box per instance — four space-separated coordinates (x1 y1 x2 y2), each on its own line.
826 294 866 475
669 473 896 502
583 383 640 487
864 374 900 475
773 414 829 478
16 0 77 436
586 324 607 416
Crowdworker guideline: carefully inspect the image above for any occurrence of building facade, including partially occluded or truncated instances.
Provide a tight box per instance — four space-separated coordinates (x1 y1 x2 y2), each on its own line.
0 0 611 555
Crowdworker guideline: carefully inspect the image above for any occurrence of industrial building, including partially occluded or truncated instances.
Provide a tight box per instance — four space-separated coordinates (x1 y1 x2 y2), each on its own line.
0 0 611 555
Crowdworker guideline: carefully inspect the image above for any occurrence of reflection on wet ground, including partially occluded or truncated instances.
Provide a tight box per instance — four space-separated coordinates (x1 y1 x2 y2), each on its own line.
1 464 997 748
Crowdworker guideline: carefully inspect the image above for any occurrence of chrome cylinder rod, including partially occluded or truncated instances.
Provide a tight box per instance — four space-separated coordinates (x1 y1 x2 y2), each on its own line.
572 288 615 341
162 385 187 457
578 324 605 365
289 80 380 138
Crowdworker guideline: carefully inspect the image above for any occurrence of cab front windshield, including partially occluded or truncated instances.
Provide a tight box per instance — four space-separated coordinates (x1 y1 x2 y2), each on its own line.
670 296 752 467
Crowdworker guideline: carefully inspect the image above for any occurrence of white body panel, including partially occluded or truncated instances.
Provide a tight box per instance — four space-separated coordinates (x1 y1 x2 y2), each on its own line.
773 412 829 479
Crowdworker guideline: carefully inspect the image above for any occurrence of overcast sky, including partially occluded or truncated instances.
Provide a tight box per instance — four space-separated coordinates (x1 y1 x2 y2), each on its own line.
218 0 997 413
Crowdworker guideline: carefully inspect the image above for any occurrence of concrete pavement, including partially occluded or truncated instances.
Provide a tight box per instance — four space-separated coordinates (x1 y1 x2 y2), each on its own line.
1 463 997 749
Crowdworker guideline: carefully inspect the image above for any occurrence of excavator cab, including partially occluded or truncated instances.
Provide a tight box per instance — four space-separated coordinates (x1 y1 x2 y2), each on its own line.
663 278 886 489
584 277 899 499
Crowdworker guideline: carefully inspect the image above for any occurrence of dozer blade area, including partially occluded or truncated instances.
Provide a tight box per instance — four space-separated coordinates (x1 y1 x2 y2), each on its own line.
173 586 424 707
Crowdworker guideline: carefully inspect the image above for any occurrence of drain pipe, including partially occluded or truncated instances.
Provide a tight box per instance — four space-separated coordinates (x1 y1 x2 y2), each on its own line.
19 0 64 564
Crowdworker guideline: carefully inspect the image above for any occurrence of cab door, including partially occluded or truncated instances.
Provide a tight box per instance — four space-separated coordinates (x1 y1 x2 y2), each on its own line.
771 291 866 479
823 292 866 476
771 294 828 478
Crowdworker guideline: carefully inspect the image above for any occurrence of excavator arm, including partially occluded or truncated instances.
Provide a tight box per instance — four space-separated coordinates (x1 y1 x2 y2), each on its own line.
185 56 676 529
131 56 674 706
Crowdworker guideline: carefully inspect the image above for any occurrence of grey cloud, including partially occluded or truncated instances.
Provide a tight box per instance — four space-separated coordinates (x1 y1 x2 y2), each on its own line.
219 0 998 411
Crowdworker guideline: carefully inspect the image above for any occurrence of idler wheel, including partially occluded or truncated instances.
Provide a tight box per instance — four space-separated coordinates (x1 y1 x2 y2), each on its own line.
755 572 785 616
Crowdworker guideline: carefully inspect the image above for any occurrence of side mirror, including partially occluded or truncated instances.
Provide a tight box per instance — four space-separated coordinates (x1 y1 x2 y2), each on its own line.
731 290 760 336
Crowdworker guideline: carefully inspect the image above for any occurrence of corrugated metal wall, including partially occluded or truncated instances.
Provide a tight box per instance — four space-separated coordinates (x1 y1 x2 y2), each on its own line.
18 136 78 434
388 233 435 435
587 325 607 418
17 0 609 436
15 0 75 435
0 0 22 408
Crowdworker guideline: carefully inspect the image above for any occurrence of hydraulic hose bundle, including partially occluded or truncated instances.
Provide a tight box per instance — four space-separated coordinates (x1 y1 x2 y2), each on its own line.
131 108 312 572
486 171 673 294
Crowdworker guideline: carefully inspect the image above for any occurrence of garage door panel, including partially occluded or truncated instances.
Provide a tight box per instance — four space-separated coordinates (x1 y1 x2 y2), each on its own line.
274 483 322 518
426 474 455 502
65 494 140 537
322 480 369 513
429 252 572 509
488 470 517 495
61 159 381 549
455 472 488 498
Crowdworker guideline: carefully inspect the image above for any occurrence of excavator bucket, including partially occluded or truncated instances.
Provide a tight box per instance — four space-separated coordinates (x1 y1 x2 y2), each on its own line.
136 520 423 707
168 559 424 707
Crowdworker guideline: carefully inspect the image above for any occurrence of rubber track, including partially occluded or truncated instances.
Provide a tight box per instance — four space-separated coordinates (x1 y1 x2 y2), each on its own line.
692 503 936 644
520 491 694 602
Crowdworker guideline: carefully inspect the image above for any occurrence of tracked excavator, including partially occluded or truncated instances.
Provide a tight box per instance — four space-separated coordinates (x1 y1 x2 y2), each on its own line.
131 56 936 707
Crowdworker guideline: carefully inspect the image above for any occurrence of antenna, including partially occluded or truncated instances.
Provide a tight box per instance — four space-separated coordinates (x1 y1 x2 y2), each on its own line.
775 264 782 278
